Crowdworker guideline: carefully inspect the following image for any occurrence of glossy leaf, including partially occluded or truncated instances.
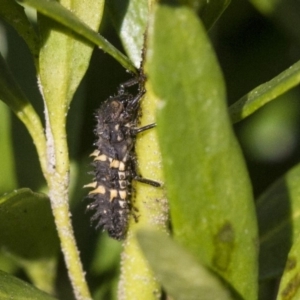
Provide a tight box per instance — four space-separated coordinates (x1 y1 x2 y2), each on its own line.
0 0 39 60
257 163 300 280
146 4 258 300
137 229 233 300
229 60 300 124
0 270 57 300
17 0 135 73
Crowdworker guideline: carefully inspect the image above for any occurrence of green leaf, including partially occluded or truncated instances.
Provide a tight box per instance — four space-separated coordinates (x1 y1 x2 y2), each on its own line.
0 188 59 293
257 163 300 280
146 4 258 300
108 0 148 67
38 0 104 107
0 269 57 300
18 0 135 73
137 229 233 300
0 188 59 255
229 60 300 124
0 0 39 60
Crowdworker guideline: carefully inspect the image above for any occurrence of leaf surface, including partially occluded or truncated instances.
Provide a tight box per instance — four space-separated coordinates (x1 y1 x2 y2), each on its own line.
146 5 258 299
0 188 59 293
0 270 57 300
137 229 233 300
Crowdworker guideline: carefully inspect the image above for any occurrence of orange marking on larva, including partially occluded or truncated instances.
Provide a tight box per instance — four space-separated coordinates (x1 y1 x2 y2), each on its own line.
110 189 118 201
90 149 100 157
83 182 97 188
94 154 108 161
89 185 106 195
119 190 127 200
119 162 125 171
110 159 120 168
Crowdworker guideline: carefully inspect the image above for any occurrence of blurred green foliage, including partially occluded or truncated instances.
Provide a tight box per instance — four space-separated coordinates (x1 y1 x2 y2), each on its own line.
1 0 300 299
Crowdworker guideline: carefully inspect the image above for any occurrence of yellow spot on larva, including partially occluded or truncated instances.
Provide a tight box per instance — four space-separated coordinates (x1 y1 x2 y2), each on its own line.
110 159 120 168
119 162 125 171
110 189 118 201
90 150 100 157
119 190 127 199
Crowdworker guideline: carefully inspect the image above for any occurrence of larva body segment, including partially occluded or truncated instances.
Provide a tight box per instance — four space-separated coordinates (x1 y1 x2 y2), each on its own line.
86 76 145 240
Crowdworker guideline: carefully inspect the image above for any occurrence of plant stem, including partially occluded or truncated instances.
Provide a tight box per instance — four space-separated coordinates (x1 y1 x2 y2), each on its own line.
43 102 91 300
118 81 168 300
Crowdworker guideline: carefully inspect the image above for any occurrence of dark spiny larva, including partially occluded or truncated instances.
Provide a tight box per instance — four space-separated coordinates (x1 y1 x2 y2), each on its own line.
85 74 160 240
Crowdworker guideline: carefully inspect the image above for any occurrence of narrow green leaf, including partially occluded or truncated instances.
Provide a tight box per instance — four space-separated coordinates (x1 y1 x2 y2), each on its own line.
257 163 300 280
229 60 300 124
137 229 233 300
108 0 148 67
17 0 135 73
0 102 17 193
0 270 57 300
0 53 31 112
0 54 47 176
146 5 258 300
0 0 39 60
